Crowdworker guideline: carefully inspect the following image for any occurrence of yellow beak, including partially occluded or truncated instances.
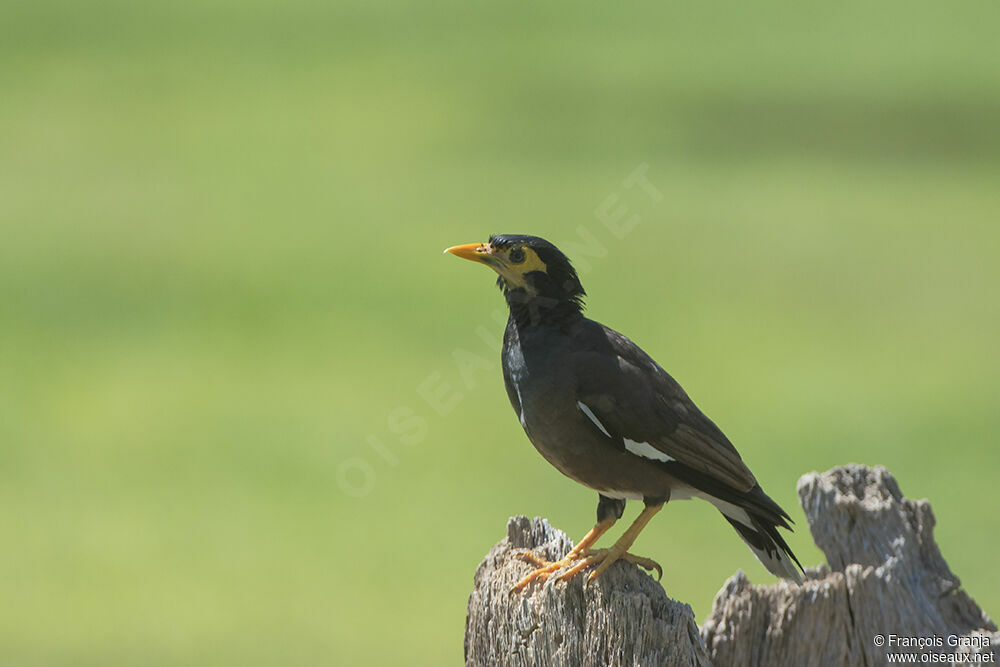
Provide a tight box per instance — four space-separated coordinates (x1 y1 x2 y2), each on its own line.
444 242 491 263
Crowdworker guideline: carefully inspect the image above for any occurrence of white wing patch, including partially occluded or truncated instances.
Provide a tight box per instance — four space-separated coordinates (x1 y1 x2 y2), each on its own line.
515 385 527 427
624 439 677 463
576 401 612 438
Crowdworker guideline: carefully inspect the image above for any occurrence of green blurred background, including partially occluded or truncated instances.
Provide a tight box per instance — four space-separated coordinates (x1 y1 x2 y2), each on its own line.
2 0 998 664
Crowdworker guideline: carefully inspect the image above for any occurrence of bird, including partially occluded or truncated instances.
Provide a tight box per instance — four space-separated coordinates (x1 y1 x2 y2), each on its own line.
445 234 803 592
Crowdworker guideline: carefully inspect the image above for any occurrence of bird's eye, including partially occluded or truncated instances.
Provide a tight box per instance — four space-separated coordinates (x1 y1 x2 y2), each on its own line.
509 247 526 264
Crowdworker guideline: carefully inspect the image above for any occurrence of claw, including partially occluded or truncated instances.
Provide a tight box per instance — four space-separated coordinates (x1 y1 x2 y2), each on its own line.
551 555 600 584
584 547 663 583
515 550 549 568
511 546 662 593
510 550 585 593
510 507 664 593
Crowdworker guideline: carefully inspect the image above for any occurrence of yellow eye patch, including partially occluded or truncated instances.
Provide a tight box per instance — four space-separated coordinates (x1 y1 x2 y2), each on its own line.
495 246 548 288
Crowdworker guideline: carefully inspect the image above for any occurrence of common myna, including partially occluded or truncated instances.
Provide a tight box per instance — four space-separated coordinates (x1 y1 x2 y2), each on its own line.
446 234 803 591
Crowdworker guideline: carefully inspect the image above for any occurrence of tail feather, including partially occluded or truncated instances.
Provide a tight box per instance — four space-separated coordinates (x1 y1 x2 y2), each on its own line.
722 512 803 583
706 485 803 584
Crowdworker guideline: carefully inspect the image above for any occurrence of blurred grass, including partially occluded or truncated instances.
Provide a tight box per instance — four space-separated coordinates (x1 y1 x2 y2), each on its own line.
2 0 999 664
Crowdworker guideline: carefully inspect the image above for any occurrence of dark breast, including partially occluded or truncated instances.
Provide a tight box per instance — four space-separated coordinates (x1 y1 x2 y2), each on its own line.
502 319 675 500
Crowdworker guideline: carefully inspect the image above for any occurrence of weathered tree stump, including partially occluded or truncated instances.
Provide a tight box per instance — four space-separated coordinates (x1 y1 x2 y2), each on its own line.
465 465 997 666
702 464 998 666
465 516 711 666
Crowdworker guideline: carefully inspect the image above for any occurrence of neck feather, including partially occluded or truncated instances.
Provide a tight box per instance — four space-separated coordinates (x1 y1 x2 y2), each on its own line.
505 290 583 328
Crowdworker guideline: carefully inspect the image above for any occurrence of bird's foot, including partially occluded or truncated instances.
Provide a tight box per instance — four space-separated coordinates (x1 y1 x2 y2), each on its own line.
510 546 662 592
528 546 662 586
572 546 662 583
510 549 590 593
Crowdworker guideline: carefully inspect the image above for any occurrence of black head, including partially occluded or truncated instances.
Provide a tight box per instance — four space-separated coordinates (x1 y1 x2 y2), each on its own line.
445 234 586 319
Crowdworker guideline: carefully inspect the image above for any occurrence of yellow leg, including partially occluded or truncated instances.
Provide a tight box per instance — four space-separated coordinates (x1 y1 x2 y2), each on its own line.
585 502 663 582
511 503 666 592
511 517 616 592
